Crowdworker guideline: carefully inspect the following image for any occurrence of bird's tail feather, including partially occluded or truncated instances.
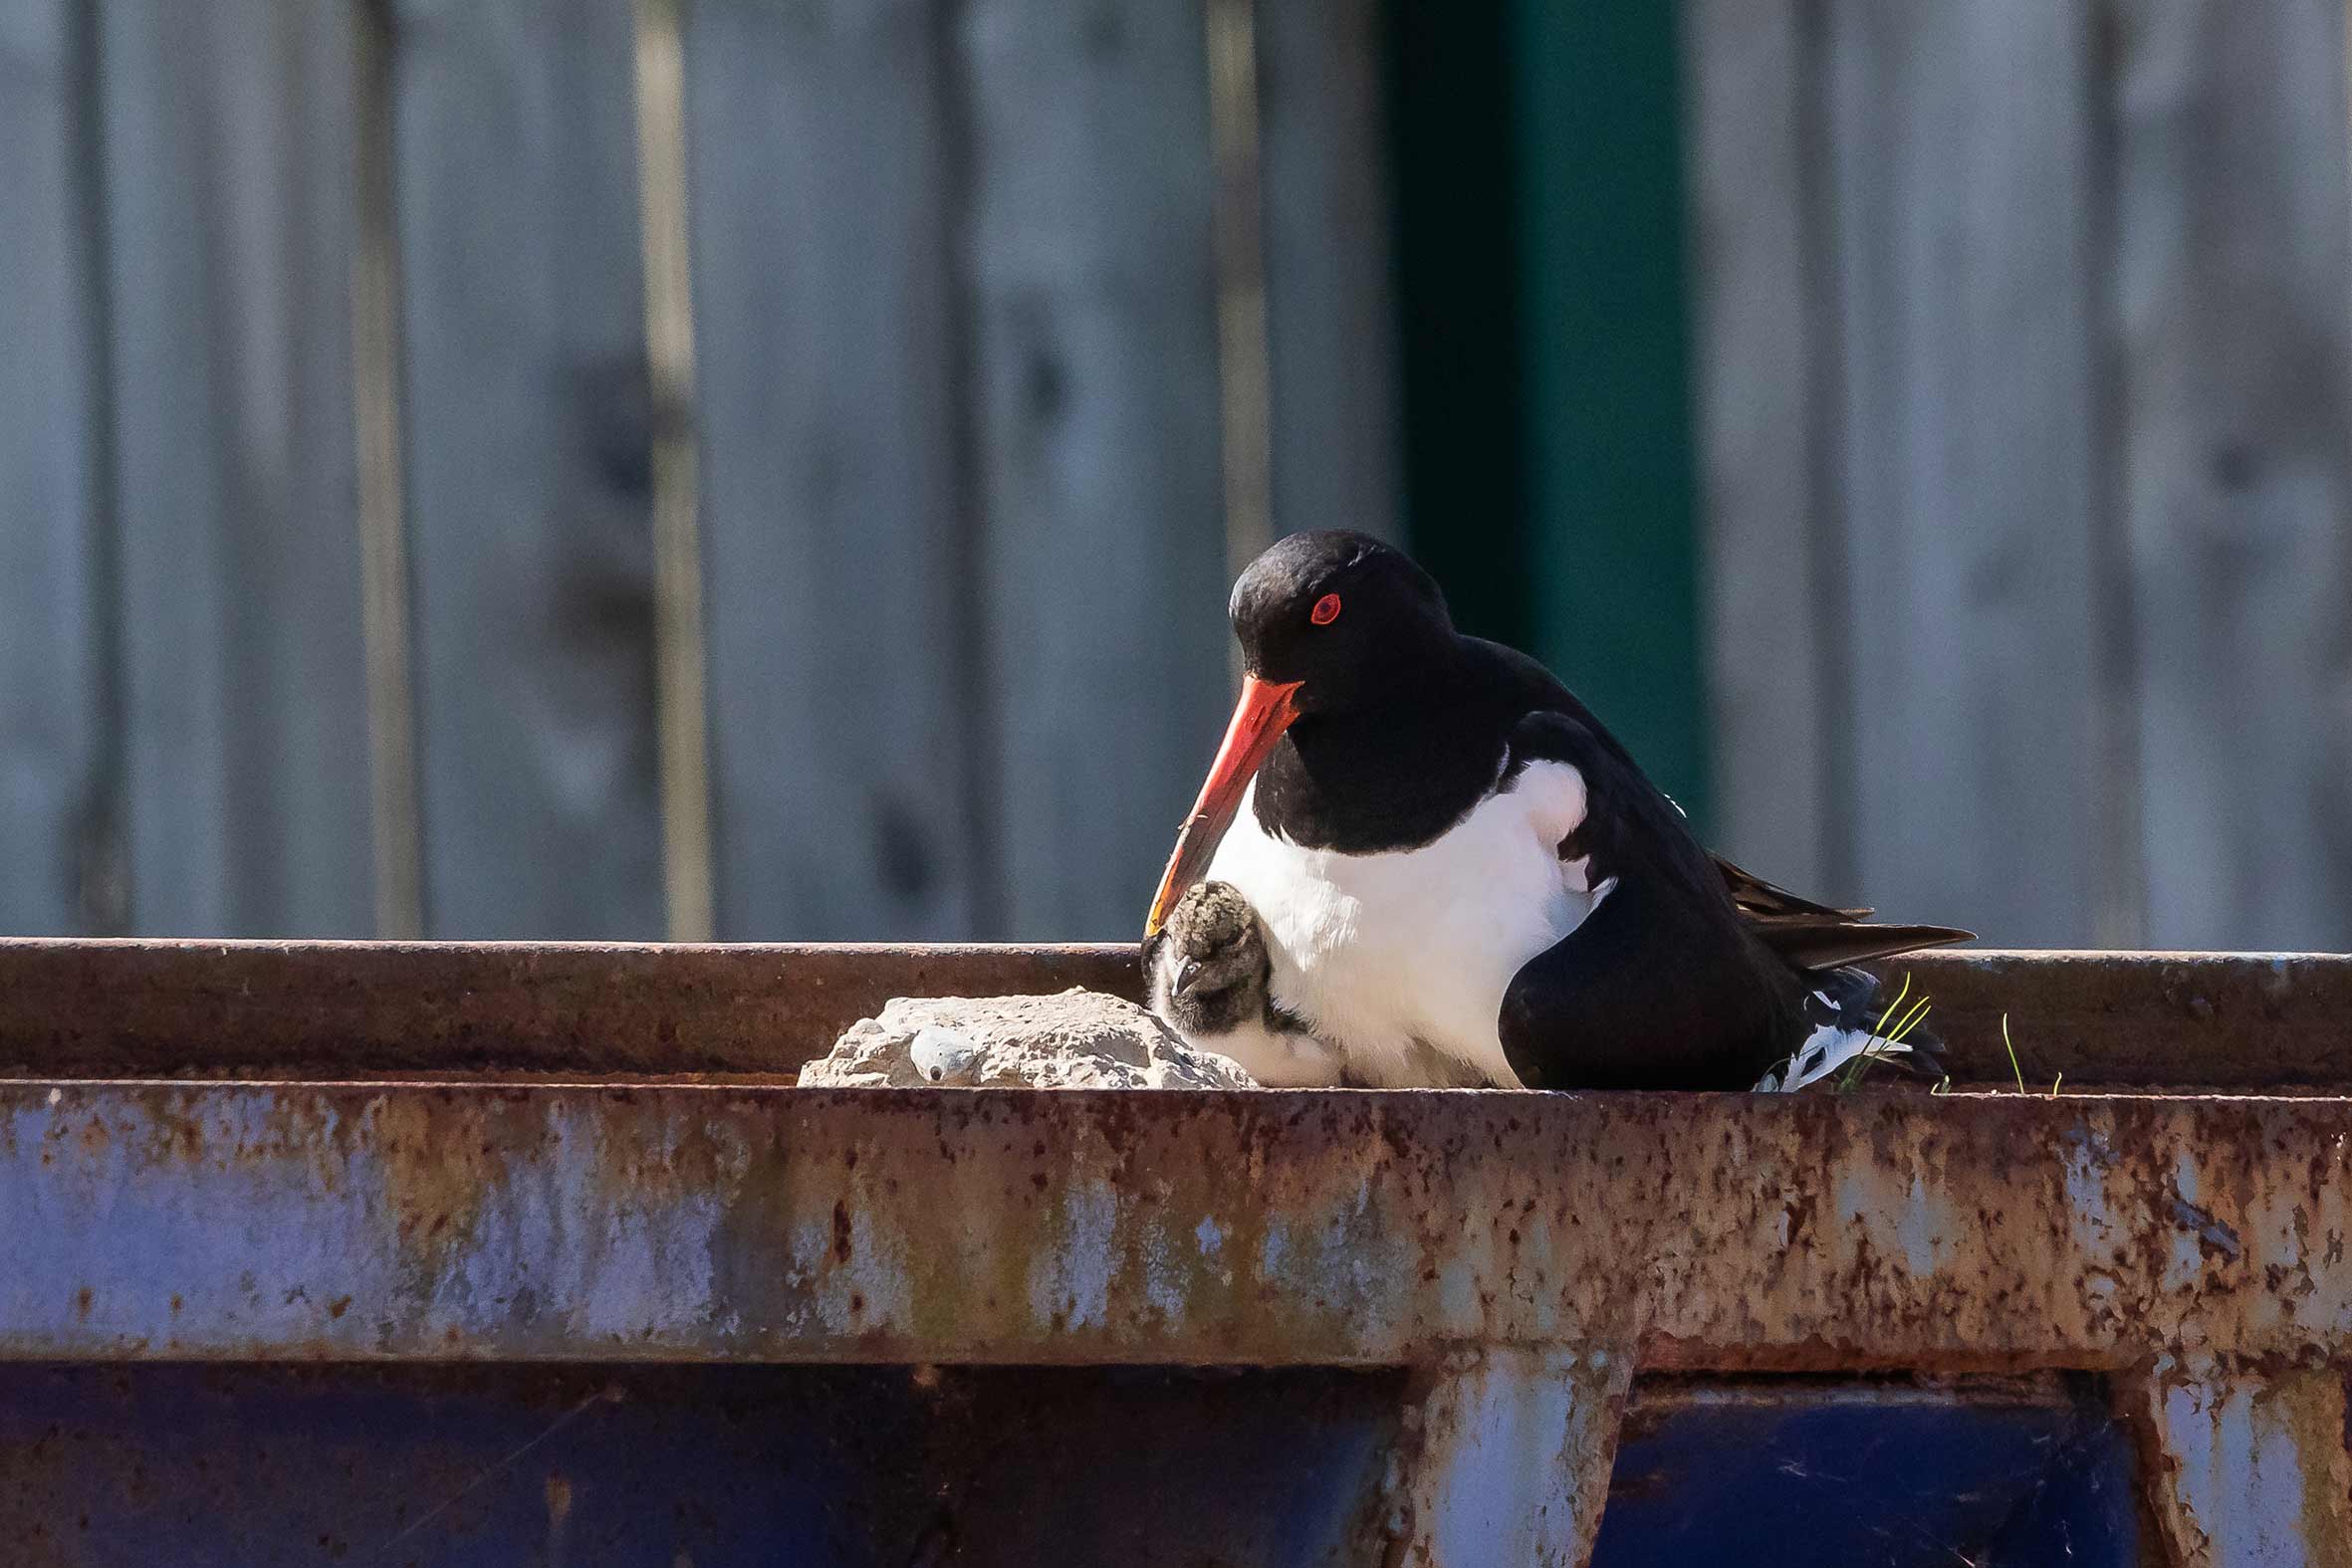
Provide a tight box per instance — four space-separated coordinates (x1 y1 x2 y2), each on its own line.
1748 920 1974 972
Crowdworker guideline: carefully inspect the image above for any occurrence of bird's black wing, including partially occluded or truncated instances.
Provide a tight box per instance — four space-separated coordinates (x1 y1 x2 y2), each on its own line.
1471 634 1966 956
1715 854 1973 967
1494 707 1972 1089
1496 709 1778 1089
1715 856 1871 921
1496 705 1728 909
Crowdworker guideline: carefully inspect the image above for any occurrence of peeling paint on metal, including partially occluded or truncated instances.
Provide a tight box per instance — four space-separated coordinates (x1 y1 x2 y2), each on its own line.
1378 1348 1632 1567
2131 1359 2352 1568
5 1085 2352 1370
1030 1177 1119 1334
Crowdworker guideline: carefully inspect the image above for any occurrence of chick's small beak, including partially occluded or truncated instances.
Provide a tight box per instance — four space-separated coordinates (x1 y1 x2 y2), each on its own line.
1173 957 1205 998
1145 674 1304 936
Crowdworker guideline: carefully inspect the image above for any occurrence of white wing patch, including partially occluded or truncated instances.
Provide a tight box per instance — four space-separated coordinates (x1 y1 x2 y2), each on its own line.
1754 1023 1916 1093
1205 759 1599 1088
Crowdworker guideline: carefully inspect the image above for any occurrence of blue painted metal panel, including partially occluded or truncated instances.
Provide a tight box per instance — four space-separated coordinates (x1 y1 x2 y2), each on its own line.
1590 1382 2139 1568
0 1364 1400 1566
0 1365 2144 1565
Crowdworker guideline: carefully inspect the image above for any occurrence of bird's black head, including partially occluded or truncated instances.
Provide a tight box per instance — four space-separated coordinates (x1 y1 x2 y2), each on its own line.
1145 532 1459 936
1229 531 1454 716
1146 880 1273 1037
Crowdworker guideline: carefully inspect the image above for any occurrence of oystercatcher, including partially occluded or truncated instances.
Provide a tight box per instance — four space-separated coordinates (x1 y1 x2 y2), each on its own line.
1143 532 1971 1091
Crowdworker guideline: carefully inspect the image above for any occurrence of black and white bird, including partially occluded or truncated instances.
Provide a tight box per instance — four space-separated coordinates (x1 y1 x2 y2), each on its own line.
1143 531 1971 1092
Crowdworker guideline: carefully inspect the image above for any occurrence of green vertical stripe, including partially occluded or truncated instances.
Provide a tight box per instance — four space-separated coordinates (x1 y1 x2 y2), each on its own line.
1390 1 1705 824
1512 0 1708 825
1385 0 1529 652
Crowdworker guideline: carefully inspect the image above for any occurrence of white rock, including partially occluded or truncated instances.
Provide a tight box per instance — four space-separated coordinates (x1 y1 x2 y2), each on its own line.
800 989 1257 1089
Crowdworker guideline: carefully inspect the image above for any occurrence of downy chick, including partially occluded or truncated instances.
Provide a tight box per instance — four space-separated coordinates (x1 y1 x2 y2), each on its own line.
1146 880 1343 1086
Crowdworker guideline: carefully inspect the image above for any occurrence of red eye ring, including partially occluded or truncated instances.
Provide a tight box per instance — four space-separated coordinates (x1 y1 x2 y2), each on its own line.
1310 592 1342 626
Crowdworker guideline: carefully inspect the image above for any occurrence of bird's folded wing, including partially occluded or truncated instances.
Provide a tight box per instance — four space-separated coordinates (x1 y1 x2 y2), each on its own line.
1714 854 1872 921
1746 919 1975 972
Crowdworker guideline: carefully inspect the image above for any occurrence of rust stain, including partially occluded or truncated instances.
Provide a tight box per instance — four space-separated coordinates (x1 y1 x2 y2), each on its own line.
0 940 2349 1087
370 1091 502 1273
3 1083 2351 1371
2128 1359 2352 1568
1370 1348 1632 1567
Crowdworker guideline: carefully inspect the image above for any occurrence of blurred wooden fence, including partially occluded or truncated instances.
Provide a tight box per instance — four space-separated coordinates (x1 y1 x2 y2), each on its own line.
8 0 2351 953
1687 0 2352 952
0 0 1398 941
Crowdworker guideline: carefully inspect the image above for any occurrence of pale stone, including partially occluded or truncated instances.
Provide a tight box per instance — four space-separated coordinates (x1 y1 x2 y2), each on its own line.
801 989 1257 1089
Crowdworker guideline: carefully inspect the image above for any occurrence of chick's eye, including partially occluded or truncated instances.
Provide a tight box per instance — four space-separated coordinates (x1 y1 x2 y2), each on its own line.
1310 592 1342 626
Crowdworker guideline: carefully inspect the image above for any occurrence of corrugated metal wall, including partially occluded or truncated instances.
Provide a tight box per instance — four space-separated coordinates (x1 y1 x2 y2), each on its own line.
0 0 1400 943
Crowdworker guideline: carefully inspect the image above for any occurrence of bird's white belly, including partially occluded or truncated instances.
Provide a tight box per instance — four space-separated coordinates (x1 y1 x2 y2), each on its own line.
1204 764 1595 1087
1178 1015 1347 1088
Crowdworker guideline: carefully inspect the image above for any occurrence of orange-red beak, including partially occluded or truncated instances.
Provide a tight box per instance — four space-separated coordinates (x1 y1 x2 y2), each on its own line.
1145 675 1303 935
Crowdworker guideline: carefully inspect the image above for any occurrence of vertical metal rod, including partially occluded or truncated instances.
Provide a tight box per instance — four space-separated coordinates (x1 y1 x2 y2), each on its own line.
1205 0 1274 663
2083 4 2147 948
929 0 1006 940
1794 0 1858 904
351 0 424 940
68 0 132 934
630 0 716 943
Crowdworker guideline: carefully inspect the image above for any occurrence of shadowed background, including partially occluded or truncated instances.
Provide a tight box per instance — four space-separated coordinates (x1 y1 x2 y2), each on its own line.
3 0 2347 948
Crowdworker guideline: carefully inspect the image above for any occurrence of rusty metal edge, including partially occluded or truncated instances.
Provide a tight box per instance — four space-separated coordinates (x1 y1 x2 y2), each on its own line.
3 1082 2349 1369
0 941 2348 1087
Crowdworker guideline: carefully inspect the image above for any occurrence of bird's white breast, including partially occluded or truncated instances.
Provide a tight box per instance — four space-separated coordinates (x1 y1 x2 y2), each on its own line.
1203 761 1598 1087
1179 1016 1347 1088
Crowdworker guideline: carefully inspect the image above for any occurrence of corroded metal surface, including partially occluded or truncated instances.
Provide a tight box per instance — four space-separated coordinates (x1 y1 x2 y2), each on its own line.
1376 1349 1631 1567
2129 1360 2352 1568
3 941 2348 1566
2 940 2348 1085
0 939 1136 1078
1907 951 2352 1089
3 1083 2350 1369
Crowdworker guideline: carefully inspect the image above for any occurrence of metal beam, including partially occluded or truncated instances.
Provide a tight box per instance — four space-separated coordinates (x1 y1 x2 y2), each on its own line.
4 1082 2350 1370
4 940 2351 1087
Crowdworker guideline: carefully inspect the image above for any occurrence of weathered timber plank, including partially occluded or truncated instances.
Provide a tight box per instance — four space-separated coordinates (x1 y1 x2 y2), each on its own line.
0 0 110 934
962 0 1232 938
684 0 981 941
390 0 665 936
98 0 375 935
1822 0 2109 946
1256 0 1401 544
2112 0 2352 951
1679 0 1835 895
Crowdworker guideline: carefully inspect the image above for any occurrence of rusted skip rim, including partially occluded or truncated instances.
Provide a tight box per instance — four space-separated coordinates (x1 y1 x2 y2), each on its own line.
1 940 2348 1086
2 1084 2348 1369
